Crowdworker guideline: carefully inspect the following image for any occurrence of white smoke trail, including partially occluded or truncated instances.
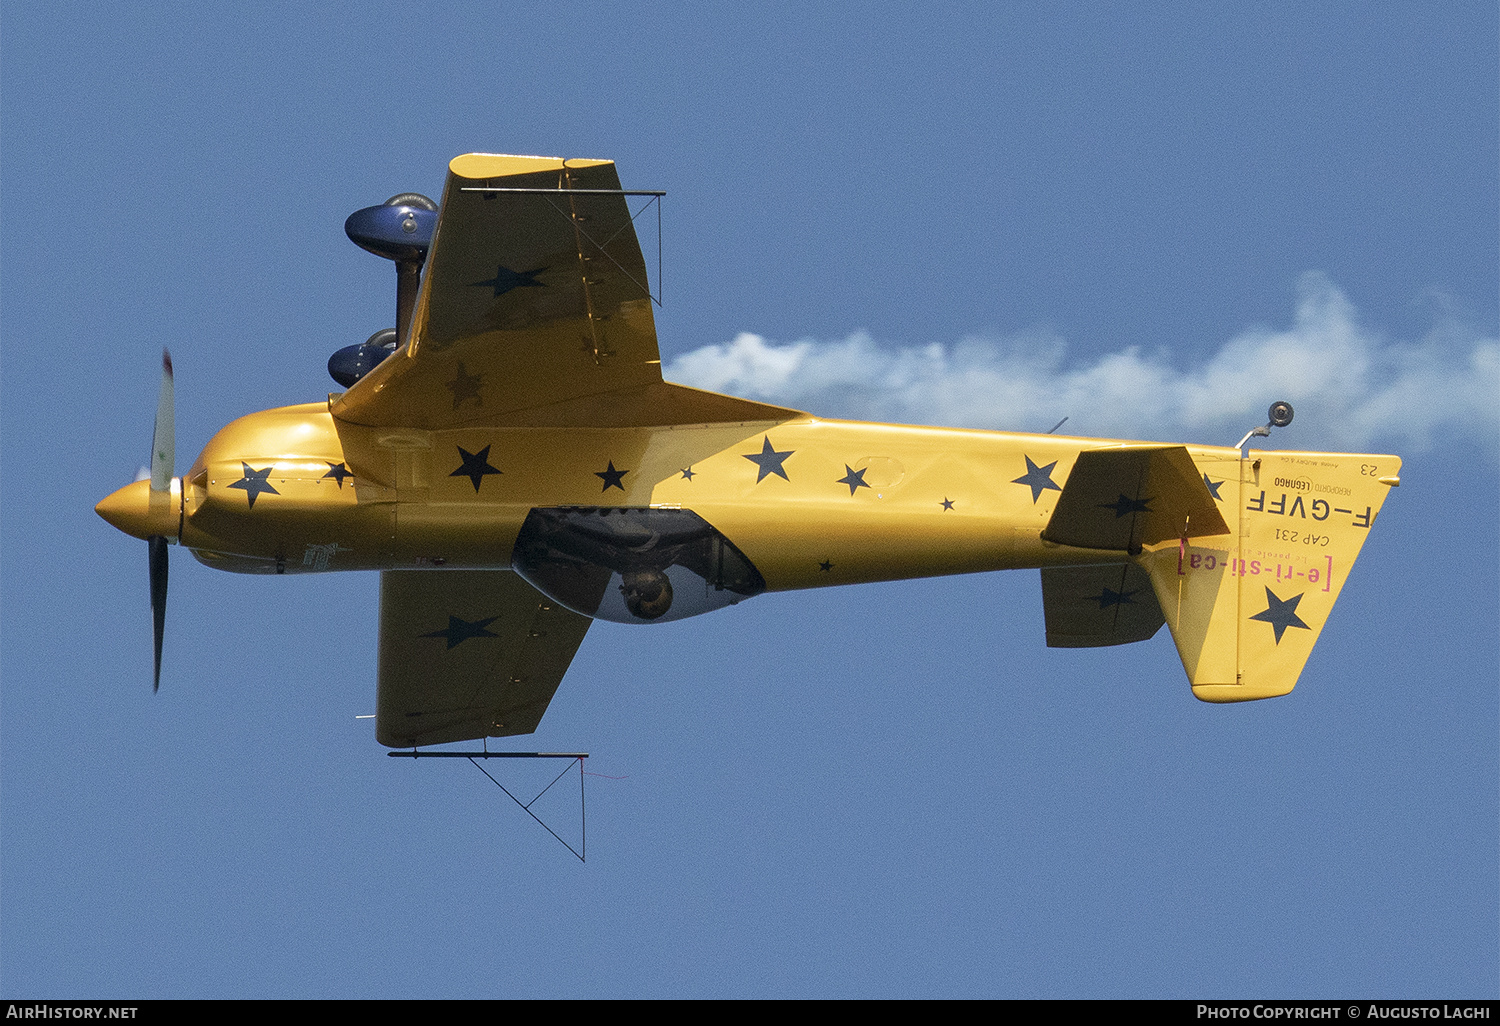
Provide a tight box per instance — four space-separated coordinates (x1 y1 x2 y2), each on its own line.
665 273 1498 455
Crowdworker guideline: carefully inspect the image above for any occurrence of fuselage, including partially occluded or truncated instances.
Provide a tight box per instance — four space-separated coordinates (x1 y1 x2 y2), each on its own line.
98 397 1242 594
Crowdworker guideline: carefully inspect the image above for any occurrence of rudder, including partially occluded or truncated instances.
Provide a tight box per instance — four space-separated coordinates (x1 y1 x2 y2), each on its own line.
1136 449 1401 702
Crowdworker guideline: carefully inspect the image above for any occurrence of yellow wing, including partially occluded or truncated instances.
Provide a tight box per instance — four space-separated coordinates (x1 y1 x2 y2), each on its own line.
332 153 797 432
336 154 658 429
376 569 591 748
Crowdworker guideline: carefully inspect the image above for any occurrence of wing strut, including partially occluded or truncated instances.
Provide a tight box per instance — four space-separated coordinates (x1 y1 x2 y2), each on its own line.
390 749 590 861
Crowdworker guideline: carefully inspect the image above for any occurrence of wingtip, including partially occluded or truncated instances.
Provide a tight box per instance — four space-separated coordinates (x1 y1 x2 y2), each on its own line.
448 153 612 180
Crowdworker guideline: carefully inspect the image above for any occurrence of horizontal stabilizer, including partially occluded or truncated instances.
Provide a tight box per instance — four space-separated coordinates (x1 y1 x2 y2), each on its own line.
1041 563 1165 648
1042 445 1229 552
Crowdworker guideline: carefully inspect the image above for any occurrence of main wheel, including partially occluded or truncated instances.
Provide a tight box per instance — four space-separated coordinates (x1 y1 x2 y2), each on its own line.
384 192 436 211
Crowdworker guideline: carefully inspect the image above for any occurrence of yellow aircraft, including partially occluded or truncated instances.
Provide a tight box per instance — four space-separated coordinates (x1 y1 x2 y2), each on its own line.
95 154 1401 749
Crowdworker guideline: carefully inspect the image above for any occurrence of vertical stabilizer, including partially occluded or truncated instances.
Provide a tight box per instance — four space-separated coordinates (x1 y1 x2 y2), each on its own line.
1137 450 1400 702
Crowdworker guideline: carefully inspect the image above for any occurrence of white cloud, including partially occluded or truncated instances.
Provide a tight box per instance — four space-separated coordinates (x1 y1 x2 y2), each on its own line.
664 273 1499 455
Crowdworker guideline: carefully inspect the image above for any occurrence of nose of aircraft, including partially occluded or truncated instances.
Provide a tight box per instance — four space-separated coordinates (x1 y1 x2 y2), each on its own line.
95 479 180 541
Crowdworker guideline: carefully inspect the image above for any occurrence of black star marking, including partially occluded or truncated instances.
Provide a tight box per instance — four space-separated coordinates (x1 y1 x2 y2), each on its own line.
1099 493 1153 518
446 361 484 410
595 461 628 492
742 436 794 483
818 560 833 572
470 265 546 297
1249 587 1311 644
1203 473 1224 500
450 445 502 492
837 464 871 495
679 466 696 481
940 497 955 510
322 462 353 488
1012 456 1062 503
1086 587 1140 609
228 462 280 508
421 614 501 650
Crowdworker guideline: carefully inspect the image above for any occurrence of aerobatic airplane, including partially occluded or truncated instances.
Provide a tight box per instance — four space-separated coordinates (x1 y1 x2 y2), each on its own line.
96 154 1401 748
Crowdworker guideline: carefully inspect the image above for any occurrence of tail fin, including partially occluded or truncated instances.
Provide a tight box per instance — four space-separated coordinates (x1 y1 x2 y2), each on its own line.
1136 449 1401 702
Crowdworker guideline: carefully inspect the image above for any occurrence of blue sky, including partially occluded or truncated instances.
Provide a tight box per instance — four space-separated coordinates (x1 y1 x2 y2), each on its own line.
2 2 1496 998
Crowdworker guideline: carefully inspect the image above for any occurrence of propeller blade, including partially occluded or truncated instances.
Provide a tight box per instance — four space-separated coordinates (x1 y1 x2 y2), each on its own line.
149 534 168 692
150 349 174 493
148 349 173 691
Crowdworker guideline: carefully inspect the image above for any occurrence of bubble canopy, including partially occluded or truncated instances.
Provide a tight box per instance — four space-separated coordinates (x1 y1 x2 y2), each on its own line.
510 507 766 624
